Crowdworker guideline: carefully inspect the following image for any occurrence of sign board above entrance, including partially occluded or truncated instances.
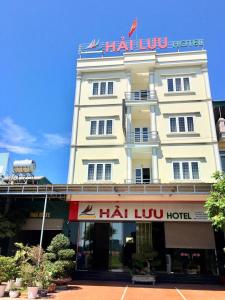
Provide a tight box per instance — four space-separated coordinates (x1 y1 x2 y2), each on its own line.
78 37 204 56
69 202 209 222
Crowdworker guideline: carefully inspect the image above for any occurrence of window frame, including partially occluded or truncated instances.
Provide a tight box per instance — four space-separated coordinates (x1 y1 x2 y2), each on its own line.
89 119 114 136
92 81 114 96
167 77 190 92
172 161 199 180
87 163 112 181
169 116 195 133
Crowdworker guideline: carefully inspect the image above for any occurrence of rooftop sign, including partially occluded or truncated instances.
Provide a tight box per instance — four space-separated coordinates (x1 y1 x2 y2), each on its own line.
78 37 204 56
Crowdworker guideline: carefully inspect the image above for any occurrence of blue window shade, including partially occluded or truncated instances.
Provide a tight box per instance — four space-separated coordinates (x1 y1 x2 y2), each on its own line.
191 162 199 179
105 164 111 180
182 162 190 179
96 164 103 180
100 82 106 95
187 117 194 132
108 82 113 94
178 117 185 132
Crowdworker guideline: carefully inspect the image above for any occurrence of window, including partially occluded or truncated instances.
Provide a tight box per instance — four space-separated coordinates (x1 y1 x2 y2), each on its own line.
108 82 113 94
90 119 113 135
167 77 190 92
106 120 112 134
87 163 112 181
220 151 225 172
169 116 194 133
88 164 95 180
90 121 97 135
167 79 174 92
93 83 99 95
172 161 199 180
92 81 114 95
98 120 105 135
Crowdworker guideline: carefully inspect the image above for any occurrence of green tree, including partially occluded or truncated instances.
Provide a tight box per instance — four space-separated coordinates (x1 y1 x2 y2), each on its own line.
205 172 225 231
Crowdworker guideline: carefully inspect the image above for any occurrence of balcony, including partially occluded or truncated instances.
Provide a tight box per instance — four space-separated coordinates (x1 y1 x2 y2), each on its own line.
126 131 158 145
216 118 225 141
125 90 157 104
125 178 152 184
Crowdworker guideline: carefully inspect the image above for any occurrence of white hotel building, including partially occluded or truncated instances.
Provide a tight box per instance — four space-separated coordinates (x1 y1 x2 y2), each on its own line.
67 44 223 278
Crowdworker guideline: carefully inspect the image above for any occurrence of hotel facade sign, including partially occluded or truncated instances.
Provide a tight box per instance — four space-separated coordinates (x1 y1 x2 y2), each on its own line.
78 37 204 55
69 202 209 222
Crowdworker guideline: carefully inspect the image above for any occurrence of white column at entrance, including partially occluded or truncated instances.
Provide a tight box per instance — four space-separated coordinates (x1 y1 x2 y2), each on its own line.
127 148 132 183
150 105 157 139
152 147 159 183
149 71 155 99
68 74 82 184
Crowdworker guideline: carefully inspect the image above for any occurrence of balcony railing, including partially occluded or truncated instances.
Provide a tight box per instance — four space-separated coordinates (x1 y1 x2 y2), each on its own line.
127 131 158 144
125 178 152 184
125 90 157 102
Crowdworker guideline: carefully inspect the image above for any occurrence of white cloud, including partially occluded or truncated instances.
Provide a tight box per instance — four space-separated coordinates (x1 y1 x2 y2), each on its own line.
43 133 69 147
0 117 69 155
0 117 38 154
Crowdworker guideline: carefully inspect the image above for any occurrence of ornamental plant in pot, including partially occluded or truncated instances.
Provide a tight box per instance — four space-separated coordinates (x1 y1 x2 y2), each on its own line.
20 263 39 299
44 234 75 286
0 256 18 297
9 283 21 298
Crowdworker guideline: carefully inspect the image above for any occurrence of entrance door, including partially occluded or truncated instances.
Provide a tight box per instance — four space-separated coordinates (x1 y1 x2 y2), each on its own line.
92 223 110 270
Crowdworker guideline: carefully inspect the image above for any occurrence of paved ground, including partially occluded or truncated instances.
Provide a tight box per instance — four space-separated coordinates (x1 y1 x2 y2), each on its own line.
52 281 225 300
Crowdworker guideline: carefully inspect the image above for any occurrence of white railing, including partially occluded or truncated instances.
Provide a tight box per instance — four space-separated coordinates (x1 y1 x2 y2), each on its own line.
127 131 158 144
125 90 157 101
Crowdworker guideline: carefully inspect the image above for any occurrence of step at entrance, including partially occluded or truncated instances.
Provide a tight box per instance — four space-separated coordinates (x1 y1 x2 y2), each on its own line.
72 270 132 282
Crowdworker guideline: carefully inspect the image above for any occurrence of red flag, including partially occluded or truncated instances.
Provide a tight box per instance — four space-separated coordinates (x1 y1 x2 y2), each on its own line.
128 19 137 38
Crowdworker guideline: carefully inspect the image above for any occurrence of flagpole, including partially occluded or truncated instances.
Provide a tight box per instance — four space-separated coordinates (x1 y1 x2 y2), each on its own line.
135 18 138 46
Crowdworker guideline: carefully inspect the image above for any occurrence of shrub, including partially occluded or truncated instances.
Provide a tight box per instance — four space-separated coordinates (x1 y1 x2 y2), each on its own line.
0 256 18 283
45 234 75 279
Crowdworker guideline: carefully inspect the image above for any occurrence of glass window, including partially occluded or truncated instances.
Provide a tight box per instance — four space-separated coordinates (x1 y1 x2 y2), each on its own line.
88 164 95 180
105 164 111 180
90 121 97 135
182 162 190 179
96 164 103 180
142 128 149 142
187 117 194 132
135 128 141 142
106 120 112 134
178 117 185 132
183 78 190 91
135 169 142 183
93 83 98 95
108 82 113 94
167 79 174 92
191 162 199 179
98 120 105 134
173 163 180 179
100 82 106 95
220 153 225 172
170 118 177 132
175 78 182 91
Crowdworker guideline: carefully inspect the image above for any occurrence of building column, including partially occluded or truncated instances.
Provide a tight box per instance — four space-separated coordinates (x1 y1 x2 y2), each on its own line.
127 148 132 183
152 147 159 183
149 71 155 98
150 105 157 139
202 67 222 172
67 75 82 184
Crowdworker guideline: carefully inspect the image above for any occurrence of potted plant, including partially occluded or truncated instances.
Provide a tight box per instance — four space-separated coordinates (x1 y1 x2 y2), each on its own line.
9 283 21 298
20 263 39 299
0 256 18 297
44 234 75 285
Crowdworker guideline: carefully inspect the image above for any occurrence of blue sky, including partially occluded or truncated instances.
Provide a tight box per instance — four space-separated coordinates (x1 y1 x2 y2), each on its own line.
0 0 225 183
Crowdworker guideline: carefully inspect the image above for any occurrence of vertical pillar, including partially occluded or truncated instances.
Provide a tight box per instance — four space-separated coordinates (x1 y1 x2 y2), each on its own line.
127 148 132 183
150 105 157 139
68 75 82 183
202 67 222 172
149 71 155 98
152 147 159 183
